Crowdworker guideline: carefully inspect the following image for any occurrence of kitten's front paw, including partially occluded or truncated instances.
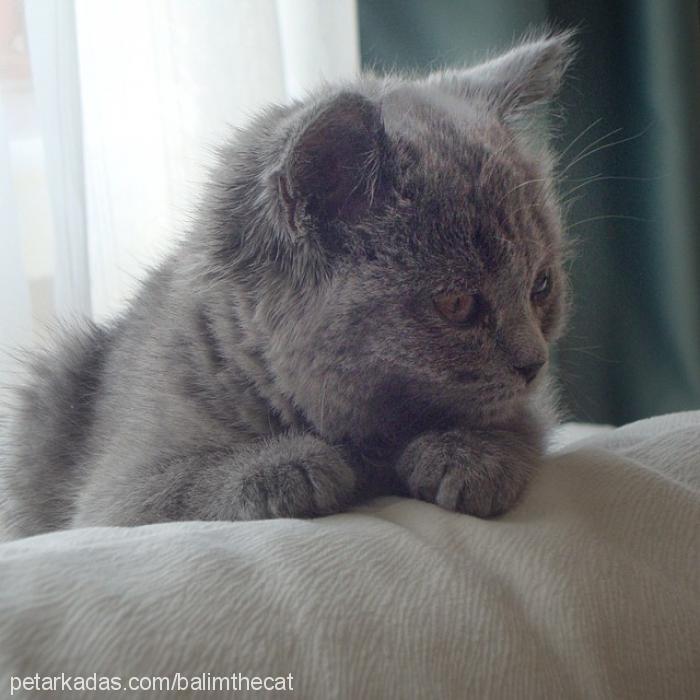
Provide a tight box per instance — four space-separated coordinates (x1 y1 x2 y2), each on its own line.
233 435 356 520
395 429 539 517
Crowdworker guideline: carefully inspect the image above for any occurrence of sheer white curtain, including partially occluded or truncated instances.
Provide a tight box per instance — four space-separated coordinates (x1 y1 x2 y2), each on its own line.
1 0 359 383
0 94 33 385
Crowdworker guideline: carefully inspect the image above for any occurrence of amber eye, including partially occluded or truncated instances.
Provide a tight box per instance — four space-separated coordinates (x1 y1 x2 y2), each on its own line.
433 291 477 324
531 270 551 302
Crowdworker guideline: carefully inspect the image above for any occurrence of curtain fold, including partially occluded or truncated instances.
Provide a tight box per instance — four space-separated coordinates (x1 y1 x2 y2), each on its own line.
24 0 91 319
0 94 32 387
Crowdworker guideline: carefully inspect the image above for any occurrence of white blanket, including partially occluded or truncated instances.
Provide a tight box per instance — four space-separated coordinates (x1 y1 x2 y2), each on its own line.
1 412 699 699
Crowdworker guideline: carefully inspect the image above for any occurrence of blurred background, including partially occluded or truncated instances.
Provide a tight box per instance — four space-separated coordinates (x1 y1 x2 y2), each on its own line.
1 0 698 425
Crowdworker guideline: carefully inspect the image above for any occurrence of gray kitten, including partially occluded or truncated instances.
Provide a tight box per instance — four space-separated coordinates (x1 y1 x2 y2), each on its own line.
2 32 574 537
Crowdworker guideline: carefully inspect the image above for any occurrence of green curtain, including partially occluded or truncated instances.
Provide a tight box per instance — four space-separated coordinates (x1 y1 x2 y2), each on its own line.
359 0 700 425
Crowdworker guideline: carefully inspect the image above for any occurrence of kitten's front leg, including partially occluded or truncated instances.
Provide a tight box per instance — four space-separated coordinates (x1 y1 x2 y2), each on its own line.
73 434 357 527
394 410 544 517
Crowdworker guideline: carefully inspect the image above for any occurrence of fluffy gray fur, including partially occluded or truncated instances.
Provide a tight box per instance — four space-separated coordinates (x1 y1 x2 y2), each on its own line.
1 32 575 536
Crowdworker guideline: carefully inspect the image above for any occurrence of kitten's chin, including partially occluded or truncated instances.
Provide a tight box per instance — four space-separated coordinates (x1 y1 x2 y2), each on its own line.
478 376 549 420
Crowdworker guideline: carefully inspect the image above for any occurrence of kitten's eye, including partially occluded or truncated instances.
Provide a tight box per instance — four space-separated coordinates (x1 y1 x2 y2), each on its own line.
531 270 551 302
433 291 478 324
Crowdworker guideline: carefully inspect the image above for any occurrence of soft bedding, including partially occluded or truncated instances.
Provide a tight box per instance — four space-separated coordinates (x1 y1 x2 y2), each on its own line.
1 412 699 699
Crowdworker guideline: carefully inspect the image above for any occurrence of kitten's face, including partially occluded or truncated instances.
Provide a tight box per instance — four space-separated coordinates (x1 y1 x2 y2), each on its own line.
228 33 574 447
278 119 566 443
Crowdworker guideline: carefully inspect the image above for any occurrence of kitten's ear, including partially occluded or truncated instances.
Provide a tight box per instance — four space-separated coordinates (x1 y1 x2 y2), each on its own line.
275 92 390 234
430 31 575 117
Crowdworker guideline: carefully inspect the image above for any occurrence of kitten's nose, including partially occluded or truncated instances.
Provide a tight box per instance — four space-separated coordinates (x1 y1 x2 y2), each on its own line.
515 361 544 384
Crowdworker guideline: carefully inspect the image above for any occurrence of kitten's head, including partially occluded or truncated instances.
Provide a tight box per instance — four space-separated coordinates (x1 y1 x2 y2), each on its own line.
213 32 575 447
